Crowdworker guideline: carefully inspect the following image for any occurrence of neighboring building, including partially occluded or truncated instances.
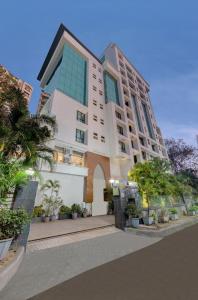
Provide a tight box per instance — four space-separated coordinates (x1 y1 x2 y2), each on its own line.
0 65 33 103
36 24 167 216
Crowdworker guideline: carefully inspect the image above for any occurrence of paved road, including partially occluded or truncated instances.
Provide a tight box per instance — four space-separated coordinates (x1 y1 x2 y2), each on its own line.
29 224 198 300
0 229 160 300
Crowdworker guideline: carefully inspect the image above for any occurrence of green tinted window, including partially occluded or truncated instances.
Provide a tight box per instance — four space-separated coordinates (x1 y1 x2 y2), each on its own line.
45 43 87 106
104 72 119 105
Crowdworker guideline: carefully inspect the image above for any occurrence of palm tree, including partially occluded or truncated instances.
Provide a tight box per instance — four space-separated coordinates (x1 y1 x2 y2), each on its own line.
0 86 56 169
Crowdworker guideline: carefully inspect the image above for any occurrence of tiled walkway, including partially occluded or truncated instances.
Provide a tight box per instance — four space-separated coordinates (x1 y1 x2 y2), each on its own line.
28 215 115 241
27 226 119 252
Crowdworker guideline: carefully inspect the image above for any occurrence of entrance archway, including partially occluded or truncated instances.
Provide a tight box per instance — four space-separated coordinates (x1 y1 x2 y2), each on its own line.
92 164 107 216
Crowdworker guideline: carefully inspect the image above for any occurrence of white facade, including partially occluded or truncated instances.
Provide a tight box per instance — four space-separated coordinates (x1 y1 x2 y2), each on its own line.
36 24 168 214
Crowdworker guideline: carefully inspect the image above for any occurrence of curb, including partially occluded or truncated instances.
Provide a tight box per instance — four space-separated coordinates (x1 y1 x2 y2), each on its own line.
125 217 198 238
0 246 24 292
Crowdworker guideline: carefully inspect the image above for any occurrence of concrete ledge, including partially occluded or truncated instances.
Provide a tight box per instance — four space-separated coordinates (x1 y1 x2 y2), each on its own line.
0 247 24 292
125 216 198 238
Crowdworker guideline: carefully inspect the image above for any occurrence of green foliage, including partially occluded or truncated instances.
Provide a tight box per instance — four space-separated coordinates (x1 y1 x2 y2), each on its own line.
0 86 56 169
0 152 28 205
125 204 140 218
32 205 45 218
59 205 71 216
0 208 30 240
71 203 82 214
169 208 177 215
189 205 198 212
41 180 63 216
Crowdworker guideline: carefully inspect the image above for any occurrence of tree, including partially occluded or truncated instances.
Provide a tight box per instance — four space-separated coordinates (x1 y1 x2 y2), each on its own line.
165 138 198 203
0 152 28 205
128 158 175 216
165 138 198 174
0 86 56 168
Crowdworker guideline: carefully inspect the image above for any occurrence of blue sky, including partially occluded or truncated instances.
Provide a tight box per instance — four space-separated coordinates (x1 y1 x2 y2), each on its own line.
1 0 198 145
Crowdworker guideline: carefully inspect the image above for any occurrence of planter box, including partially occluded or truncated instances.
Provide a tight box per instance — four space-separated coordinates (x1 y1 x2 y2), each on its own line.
58 214 71 220
72 212 78 220
43 216 50 222
0 238 13 260
159 215 169 223
188 211 196 216
170 214 179 221
143 216 154 226
131 218 139 228
50 215 57 222
31 217 42 223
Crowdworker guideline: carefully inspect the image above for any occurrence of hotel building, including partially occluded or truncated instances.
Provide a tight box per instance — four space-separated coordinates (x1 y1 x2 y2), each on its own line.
36 24 167 216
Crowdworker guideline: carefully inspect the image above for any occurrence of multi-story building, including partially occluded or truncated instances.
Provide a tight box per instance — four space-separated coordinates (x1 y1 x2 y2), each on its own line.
36 24 167 216
0 64 33 103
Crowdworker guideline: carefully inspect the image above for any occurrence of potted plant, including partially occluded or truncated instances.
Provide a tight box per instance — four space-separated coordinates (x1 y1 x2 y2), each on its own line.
59 205 71 220
169 208 179 221
125 204 140 228
71 204 81 220
107 200 114 215
0 208 29 260
188 206 197 216
159 208 169 223
82 207 88 218
143 213 154 226
32 205 45 223
41 180 63 221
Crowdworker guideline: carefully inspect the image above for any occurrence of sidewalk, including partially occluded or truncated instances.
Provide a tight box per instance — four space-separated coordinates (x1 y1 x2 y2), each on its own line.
28 215 115 241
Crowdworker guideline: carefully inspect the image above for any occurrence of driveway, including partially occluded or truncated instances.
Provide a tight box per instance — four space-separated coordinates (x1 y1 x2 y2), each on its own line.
0 229 160 300
29 223 198 300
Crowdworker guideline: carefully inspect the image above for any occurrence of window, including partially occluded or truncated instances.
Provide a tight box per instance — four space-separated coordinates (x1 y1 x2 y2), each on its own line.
77 111 86 123
129 125 132 133
71 151 84 166
142 102 155 139
93 132 98 140
99 90 103 95
131 140 134 148
115 111 122 120
104 71 120 105
134 155 138 164
93 63 96 68
53 147 65 163
93 99 97 106
142 151 147 160
132 95 144 133
119 141 126 153
100 104 103 109
93 74 96 79
101 136 105 143
100 119 104 125
117 125 124 135
93 86 97 91
76 129 85 144
99 79 102 84
93 115 97 121
98 67 102 73
45 42 87 106
139 136 145 146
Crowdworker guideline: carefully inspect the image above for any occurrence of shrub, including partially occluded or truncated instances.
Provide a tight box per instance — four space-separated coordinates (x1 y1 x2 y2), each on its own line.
32 205 45 218
169 208 177 215
125 204 140 218
71 204 82 214
59 205 71 215
0 208 30 240
189 205 198 212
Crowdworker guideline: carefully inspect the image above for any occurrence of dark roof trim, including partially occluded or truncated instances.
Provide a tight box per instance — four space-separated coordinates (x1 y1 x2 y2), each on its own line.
37 24 101 81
